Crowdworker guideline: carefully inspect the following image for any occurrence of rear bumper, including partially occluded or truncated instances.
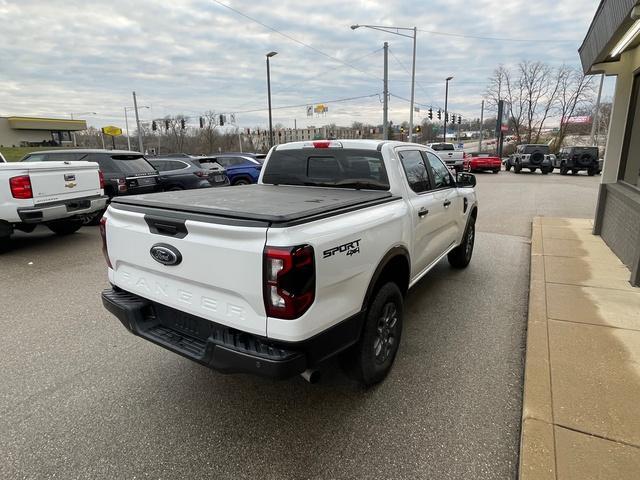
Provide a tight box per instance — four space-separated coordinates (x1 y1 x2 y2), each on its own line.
18 195 108 223
102 287 363 379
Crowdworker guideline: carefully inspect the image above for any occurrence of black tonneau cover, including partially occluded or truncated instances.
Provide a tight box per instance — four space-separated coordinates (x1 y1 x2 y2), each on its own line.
111 184 398 226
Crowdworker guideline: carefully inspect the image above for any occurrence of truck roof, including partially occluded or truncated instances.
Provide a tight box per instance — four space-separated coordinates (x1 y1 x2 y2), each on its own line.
22 149 143 156
274 139 423 151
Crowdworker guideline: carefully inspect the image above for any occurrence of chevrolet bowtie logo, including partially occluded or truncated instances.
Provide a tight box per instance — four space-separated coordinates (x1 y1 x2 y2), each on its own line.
65 182 77 188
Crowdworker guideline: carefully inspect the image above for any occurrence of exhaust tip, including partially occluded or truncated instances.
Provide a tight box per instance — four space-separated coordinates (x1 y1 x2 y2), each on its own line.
300 369 321 384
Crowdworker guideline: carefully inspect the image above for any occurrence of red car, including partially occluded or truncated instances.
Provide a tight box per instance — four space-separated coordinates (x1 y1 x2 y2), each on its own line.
464 152 502 174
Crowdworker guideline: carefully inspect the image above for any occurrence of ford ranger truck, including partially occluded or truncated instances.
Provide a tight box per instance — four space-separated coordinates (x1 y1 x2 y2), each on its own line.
0 161 107 250
101 140 478 386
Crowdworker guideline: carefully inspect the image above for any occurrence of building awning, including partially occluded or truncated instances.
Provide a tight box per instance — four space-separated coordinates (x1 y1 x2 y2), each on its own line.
579 0 639 73
7 116 87 131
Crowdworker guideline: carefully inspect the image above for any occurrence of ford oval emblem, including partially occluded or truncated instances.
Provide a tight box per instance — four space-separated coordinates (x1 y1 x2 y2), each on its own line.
150 244 182 266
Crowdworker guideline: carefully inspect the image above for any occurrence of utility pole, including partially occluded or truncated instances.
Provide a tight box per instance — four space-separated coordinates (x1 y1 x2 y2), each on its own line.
266 51 277 148
590 73 605 147
70 113 77 147
408 27 417 142
383 41 389 140
478 100 484 152
443 77 453 143
132 91 144 153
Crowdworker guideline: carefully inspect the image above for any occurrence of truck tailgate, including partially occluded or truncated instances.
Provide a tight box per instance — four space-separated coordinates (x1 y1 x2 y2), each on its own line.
105 205 269 336
27 162 102 204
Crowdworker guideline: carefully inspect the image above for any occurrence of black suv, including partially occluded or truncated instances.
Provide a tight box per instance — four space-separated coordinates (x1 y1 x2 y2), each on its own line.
553 146 600 176
147 156 229 190
505 144 553 174
21 149 159 223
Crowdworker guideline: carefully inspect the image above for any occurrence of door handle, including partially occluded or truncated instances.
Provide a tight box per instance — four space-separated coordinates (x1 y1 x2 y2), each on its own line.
443 199 451 208
418 207 429 218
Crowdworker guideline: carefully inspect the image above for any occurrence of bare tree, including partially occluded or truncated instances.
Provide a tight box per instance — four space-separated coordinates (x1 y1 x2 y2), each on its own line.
553 68 594 150
199 110 219 154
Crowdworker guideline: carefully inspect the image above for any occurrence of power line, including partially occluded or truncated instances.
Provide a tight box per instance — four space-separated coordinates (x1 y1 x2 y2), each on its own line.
388 48 436 106
211 0 382 81
417 28 576 44
225 93 383 115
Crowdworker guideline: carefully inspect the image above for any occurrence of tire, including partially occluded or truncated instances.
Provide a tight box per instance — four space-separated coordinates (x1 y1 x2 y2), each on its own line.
493 169 500 174
560 163 568 175
505 164 512 172
232 177 251 186
541 167 550 175
345 282 404 386
168 186 184 191
0 236 11 253
571 170 578 175
514 163 521 174
587 168 596 176
46 219 84 236
529 168 537 173
448 216 475 269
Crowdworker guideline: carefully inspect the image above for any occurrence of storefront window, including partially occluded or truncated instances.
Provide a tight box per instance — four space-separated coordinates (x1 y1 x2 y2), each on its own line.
621 73 640 188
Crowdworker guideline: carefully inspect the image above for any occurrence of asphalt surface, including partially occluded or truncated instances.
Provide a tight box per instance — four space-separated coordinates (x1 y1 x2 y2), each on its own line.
0 169 600 479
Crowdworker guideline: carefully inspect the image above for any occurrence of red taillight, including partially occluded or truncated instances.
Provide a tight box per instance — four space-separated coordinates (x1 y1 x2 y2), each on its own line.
99 217 112 268
313 141 331 148
263 245 315 319
9 175 33 199
117 178 127 192
194 170 207 178
98 170 105 190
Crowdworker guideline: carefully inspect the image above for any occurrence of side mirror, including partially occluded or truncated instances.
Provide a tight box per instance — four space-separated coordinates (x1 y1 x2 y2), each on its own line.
457 172 476 188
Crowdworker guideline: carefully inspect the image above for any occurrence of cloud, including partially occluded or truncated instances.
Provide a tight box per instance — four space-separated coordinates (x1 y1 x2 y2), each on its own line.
0 0 607 129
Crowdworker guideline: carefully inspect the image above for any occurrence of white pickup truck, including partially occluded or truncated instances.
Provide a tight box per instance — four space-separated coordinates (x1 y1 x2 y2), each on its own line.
0 161 107 250
426 142 465 172
101 140 478 385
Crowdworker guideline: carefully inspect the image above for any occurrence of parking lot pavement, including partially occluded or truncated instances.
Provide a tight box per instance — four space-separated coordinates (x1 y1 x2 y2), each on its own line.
0 171 600 479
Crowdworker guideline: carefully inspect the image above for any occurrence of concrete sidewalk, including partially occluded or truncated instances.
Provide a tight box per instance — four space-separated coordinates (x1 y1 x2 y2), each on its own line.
519 217 640 479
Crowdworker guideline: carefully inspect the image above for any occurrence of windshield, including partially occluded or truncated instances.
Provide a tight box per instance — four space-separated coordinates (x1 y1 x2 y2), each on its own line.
111 155 157 174
263 148 390 190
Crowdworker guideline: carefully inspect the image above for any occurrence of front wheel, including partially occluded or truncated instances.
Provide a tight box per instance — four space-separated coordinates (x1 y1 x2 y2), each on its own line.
46 219 84 236
233 178 251 186
0 235 11 253
344 282 404 386
448 216 475 269
505 164 512 172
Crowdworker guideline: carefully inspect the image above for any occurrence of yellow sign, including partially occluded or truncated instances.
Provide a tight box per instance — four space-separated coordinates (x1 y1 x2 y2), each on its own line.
101 126 122 136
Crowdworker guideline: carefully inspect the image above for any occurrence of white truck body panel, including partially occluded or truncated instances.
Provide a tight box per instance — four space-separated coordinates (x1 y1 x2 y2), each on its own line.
106 207 269 336
0 161 104 223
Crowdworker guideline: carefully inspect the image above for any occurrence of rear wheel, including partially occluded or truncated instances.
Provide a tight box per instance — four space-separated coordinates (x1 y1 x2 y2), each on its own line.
571 170 578 175
505 164 512 172
343 282 404 386
448 216 475 269
0 235 11 253
587 167 596 176
232 177 251 186
560 163 568 175
46 219 84 236
514 163 521 174
541 166 551 175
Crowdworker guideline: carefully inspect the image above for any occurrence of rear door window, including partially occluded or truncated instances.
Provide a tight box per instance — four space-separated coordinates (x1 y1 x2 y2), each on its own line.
110 155 156 174
399 150 430 193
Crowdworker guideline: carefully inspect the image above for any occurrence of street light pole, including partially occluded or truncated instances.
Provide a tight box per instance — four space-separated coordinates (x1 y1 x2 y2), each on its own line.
383 42 389 140
124 107 131 150
132 91 144 153
351 24 417 142
266 51 277 148
408 27 417 142
443 76 453 143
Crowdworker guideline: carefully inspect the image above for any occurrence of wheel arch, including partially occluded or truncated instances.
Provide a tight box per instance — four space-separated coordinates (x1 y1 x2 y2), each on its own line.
361 246 411 312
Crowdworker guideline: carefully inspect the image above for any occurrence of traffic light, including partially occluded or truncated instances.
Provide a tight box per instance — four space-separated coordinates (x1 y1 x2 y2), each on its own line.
437 109 441 120
165 119 170 130
152 120 157 131
445 113 449 123
199 117 204 128
415 125 421 133
400 126 405 133
428 108 433 120
457 115 462 125
180 118 186 130
219 114 225 126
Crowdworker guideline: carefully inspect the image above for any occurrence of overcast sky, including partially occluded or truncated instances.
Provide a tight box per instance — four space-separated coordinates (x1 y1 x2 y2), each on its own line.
0 0 612 131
